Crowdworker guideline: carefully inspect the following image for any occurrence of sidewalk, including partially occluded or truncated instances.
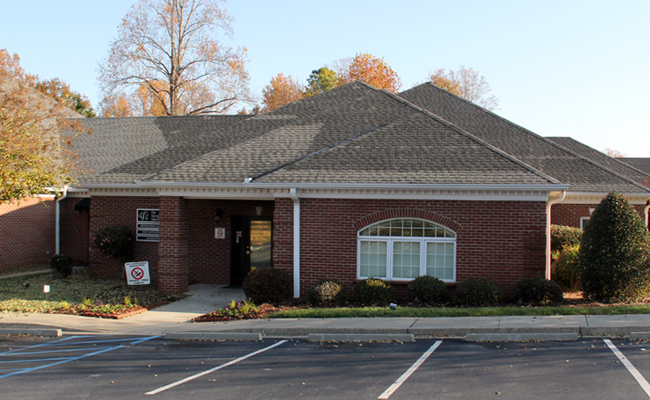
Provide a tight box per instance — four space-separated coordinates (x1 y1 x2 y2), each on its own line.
2 284 650 340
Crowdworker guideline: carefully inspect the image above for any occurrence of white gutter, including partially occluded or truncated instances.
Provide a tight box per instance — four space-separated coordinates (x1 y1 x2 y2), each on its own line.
289 188 301 298
545 191 566 280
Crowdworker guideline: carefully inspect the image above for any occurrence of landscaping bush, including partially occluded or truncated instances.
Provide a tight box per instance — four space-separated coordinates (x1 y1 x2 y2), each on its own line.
552 244 581 290
93 226 134 260
308 279 348 307
50 254 74 277
551 225 583 253
406 275 448 305
453 277 504 306
242 268 292 304
513 277 564 305
579 192 650 303
354 278 394 306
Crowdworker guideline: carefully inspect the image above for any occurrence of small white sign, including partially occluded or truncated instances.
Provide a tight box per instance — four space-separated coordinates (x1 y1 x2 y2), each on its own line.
125 261 151 285
215 227 226 239
43 285 50 293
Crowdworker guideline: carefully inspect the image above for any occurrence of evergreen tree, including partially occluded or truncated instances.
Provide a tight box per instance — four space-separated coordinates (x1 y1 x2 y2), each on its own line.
579 192 650 302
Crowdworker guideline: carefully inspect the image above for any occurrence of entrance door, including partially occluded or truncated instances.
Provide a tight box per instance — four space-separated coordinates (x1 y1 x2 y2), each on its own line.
230 216 273 287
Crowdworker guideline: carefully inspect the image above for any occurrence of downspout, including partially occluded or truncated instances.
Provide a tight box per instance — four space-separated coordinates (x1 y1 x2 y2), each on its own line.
546 191 566 280
289 188 301 298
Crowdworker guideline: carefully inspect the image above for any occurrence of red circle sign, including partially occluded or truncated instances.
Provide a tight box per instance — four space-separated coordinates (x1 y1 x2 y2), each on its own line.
131 267 144 280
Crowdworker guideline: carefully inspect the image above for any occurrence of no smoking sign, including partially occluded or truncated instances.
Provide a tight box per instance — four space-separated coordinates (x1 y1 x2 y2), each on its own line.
125 261 151 285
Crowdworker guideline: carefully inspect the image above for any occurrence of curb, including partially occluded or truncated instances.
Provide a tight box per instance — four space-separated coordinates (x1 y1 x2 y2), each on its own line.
0 328 62 337
465 332 579 342
307 333 414 342
164 332 262 341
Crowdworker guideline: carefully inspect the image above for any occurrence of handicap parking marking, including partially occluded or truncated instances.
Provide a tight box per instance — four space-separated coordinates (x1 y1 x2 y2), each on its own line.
145 339 288 395
604 339 650 398
377 340 443 399
0 335 159 380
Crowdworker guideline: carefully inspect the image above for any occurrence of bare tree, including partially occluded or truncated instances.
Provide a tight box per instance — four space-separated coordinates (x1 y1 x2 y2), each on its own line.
604 148 626 158
98 0 252 116
428 66 499 110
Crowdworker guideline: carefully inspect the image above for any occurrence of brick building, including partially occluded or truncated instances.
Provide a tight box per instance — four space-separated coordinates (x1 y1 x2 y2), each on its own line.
50 81 650 297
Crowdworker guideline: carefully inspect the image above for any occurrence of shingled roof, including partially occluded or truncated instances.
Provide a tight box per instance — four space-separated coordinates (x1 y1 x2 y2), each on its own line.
146 82 559 186
546 137 650 186
70 81 646 194
621 158 650 176
399 83 650 194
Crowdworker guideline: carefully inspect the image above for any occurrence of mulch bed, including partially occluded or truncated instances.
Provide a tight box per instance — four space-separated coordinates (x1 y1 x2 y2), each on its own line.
51 305 149 319
192 304 305 323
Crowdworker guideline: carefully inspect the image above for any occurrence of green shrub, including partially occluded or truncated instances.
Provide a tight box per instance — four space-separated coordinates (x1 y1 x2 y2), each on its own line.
308 279 348 307
406 275 448 305
552 244 581 290
551 225 583 253
354 278 395 306
579 192 650 303
513 277 564 305
50 254 74 277
453 277 504 306
93 226 133 260
242 268 292 304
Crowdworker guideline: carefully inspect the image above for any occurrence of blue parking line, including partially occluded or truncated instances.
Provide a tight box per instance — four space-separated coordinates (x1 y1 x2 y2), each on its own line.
0 335 160 380
5 347 114 356
0 335 86 356
0 357 69 364
0 345 125 379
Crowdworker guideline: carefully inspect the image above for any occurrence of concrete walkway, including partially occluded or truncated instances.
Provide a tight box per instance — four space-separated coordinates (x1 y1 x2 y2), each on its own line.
2 284 650 341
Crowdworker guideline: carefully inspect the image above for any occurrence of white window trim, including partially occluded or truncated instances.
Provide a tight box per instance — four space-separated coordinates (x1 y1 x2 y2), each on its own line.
357 219 457 283
580 217 590 230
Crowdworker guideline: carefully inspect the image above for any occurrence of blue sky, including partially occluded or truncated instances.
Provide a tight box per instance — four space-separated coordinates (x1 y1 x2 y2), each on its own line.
2 0 648 156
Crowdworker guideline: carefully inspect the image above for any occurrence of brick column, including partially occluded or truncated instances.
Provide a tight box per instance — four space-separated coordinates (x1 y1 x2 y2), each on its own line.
158 196 190 293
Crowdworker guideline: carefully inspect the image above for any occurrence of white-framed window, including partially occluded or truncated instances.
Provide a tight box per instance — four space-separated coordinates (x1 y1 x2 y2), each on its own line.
357 218 456 282
580 217 590 230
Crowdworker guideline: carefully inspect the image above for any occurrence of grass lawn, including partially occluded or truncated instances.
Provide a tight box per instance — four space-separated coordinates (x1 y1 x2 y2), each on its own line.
267 304 650 319
0 269 178 314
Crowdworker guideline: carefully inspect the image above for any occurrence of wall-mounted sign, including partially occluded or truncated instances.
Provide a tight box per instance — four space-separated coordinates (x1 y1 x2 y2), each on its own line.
125 261 151 285
137 209 159 242
215 227 226 239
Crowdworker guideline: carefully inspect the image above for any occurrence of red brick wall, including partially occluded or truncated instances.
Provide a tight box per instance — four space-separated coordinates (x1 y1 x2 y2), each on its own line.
0 197 55 271
185 200 274 286
89 196 160 280
60 197 89 263
158 197 190 293
552 203 646 228
273 198 547 298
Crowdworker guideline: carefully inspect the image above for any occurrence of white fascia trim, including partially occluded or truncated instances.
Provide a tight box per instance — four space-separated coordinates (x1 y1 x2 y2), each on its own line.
563 192 650 205
140 181 569 192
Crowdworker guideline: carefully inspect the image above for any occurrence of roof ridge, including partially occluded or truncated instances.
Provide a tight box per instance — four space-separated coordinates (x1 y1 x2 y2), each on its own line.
407 83 650 193
380 88 562 185
547 136 650 185
249 120 402 182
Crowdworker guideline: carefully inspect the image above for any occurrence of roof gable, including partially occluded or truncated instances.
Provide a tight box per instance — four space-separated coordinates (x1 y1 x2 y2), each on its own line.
400 83 650 194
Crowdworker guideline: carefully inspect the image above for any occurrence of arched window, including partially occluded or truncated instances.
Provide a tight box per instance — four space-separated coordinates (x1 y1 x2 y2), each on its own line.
357 219 456 281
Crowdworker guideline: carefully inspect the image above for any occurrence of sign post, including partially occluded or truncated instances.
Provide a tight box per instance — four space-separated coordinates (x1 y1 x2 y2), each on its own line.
125 261 151 285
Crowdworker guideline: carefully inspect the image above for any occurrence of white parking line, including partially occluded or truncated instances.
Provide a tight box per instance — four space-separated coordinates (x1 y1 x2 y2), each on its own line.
378 340 443 399
604 339 650 398
145 339 288 395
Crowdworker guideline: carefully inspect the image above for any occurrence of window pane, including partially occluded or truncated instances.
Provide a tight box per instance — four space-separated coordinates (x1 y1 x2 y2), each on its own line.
393 242 420 279
426 242 455 280
360 241 387 278
361 219 454 238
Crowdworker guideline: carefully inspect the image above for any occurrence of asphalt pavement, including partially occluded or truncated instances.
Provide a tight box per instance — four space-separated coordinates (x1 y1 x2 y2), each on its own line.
2 284 650 341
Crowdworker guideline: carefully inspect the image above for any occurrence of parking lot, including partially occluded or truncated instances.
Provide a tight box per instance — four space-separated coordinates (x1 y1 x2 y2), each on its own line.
1 334 650 399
